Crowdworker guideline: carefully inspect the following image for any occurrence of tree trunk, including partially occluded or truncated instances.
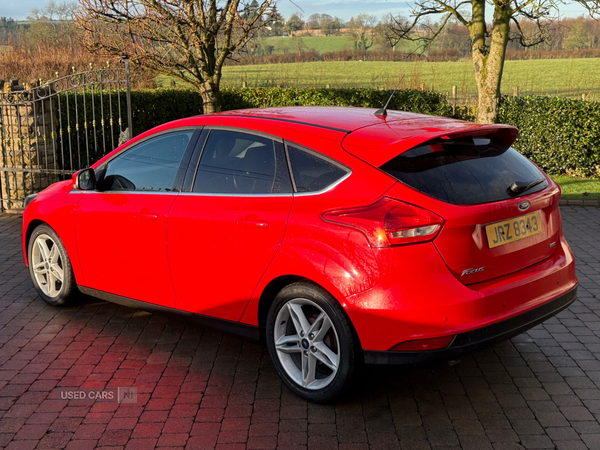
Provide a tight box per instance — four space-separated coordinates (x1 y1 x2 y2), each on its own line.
200 81 223 114
470 1 511 124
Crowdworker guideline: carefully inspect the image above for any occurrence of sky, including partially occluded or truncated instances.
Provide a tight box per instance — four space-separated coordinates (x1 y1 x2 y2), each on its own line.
0 0 589 22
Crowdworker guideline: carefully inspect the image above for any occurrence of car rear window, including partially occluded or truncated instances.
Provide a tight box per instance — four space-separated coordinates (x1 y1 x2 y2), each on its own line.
380 135 548 205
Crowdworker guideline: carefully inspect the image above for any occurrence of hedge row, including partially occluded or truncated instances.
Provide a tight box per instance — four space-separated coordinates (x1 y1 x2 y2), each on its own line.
59 87 599 177
129 87 454 133
498 96 600 177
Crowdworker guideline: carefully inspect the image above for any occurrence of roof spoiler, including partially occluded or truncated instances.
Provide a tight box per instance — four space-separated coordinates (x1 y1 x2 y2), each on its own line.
397 125 519 156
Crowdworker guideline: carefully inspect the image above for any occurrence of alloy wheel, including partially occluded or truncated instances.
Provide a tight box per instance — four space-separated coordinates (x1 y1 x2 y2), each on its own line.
31 234 64 298
273 298 341 390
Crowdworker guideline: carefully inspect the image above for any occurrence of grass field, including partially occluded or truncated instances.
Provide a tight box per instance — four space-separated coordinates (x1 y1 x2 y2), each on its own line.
551 176 600 201
207 58 600 100
294 36 354 53
260 35 420 55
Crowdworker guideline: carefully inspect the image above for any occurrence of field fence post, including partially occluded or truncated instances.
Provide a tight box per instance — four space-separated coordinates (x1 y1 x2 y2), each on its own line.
452 85 457 115
513 86 519 97
123 56 134 138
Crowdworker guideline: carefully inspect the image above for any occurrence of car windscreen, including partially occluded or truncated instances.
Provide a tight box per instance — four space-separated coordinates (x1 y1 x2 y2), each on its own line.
379 135 548 205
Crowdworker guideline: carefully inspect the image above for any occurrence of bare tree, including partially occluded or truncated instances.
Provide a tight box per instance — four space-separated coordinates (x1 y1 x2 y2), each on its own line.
27 1 78 48
348 14 378 51
29 1 77 22
387 0 600 123
76 0 274 113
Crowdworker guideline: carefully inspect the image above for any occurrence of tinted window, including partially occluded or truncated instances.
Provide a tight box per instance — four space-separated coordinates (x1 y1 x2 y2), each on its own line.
101 130 193 192
287 145 349 192
193 130 292 194
380 135 548 205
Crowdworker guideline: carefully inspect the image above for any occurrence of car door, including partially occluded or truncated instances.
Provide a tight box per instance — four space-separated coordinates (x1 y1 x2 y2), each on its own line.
167 128 294 321
74 129 197 308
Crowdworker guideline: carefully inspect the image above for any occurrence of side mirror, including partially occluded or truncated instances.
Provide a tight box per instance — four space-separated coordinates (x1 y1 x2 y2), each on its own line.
74 168 96 190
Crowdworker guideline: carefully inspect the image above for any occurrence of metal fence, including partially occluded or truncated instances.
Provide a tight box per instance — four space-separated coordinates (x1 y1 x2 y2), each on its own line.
0 59 132 211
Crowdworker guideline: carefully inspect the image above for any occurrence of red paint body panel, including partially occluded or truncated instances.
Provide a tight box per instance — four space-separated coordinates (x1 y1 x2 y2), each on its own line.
22 181 85 284
22 106 578 361
167 194 293 321
347 234 576 351
74 192 178 307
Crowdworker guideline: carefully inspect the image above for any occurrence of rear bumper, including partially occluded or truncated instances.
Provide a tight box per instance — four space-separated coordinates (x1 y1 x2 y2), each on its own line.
364 285 576 365
345 231 577 352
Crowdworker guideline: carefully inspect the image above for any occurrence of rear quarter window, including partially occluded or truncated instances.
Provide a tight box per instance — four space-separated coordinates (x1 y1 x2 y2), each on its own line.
287 145 349 193
380 135 548 205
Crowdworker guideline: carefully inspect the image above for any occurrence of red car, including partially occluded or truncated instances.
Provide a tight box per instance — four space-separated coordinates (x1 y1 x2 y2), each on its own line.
23 107 577 402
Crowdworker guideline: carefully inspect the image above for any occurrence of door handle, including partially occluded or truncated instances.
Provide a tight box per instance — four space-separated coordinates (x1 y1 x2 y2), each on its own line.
139 213 158 221
239 215 269 229
135 210 158 222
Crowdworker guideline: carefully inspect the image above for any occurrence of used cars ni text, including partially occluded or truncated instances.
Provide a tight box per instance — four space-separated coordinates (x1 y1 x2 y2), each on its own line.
23 107 577 401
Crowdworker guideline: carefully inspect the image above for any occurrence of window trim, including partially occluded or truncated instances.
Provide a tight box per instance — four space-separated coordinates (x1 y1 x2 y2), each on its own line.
200 125 284 143
294 171 352 197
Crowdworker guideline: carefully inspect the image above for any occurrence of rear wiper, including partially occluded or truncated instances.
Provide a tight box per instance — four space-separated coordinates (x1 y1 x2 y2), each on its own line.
508 179 545 195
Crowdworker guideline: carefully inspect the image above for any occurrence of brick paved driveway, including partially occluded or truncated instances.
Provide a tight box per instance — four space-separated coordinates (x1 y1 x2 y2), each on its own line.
0 207 599 450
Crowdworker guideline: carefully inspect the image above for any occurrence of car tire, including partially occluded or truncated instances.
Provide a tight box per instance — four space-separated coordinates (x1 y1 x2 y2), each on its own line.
28 224 79 306
266 281 356 402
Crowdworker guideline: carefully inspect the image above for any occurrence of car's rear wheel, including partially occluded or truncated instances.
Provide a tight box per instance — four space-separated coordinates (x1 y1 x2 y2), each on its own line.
266 281 356 402
28 224 78 306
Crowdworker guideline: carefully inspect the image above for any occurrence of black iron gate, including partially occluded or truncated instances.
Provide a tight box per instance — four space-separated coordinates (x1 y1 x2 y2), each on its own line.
0 59 133 212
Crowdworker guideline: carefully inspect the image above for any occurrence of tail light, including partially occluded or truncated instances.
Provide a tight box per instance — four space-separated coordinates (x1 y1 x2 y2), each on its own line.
322 197 444 248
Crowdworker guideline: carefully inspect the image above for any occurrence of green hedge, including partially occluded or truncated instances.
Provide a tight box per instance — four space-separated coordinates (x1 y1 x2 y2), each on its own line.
128 87 454 134
498 96 600 177
56 87 599 178
222 87 453 116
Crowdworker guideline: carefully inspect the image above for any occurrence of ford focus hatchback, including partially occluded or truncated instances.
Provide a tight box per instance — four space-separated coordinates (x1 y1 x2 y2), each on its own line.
23 107 577 402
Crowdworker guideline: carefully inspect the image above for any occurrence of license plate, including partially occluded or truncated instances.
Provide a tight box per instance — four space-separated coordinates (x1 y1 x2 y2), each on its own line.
485 211 543 249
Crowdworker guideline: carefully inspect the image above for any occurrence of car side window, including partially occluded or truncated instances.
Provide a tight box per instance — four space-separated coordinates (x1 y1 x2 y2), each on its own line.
101 130 194 192
193 130 292 194
287 145 349 193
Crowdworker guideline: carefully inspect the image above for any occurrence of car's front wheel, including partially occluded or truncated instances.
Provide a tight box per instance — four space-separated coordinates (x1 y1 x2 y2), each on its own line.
28 224 79 306
266 281 356 402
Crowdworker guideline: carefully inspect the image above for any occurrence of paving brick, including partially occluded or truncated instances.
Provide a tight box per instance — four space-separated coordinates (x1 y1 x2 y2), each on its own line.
247 435 278 450
131 421 163 438
125 438 158 449
185 434 218 449
157 432 189 447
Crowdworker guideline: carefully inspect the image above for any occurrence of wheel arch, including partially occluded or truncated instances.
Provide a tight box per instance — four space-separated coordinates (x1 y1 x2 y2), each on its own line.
257 275 364 361
24 219 82 287
24 219 49 265
258 275 304 344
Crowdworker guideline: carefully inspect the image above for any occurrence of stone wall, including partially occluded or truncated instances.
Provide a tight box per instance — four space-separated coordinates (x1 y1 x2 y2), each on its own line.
0 80 59 212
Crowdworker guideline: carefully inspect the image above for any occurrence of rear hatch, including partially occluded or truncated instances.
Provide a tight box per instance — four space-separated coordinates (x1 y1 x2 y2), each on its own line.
343 120 562 285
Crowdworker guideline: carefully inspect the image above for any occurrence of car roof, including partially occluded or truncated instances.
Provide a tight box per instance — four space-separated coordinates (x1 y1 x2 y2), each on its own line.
214 106 464 133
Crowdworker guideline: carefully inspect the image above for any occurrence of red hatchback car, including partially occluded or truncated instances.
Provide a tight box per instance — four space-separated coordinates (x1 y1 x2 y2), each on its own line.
23 107 577 401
